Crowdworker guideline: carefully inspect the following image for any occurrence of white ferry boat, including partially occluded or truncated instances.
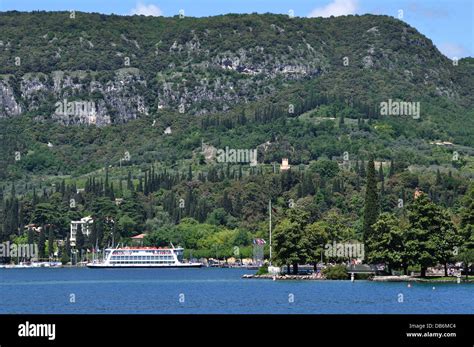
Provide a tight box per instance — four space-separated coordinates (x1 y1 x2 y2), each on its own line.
86 245 202 268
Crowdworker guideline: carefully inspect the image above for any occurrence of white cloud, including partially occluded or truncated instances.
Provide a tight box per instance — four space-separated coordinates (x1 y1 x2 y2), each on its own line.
308 0 358 18
131 2 163 16
438 42 469 58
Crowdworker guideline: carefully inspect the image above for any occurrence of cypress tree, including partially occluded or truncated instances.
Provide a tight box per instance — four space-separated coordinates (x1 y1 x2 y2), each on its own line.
222 191 233 214
48 226 54 258
187 165 193 181
76 228 84 251
389 159 395 177
144 171 149 195
436 169 442 185
104 167 109 196
38 227 46 260
27 227 34 245
137 177 143 193
359 160 366 177
127 171 134 192
363 155 379 243
379 163 385 194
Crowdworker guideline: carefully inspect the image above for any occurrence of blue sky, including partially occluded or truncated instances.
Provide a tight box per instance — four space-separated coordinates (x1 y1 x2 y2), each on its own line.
0 0 472 58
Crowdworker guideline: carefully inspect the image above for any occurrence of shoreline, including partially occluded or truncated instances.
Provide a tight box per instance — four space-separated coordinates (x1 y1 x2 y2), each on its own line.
370 275 474 283
243 274 474 283
242 274 326 280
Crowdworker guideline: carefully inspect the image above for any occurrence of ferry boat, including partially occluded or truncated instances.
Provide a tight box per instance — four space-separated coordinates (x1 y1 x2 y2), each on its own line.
86 245 202 268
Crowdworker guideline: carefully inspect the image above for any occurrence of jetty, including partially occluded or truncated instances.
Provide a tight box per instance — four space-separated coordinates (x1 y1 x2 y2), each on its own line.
242 274 325 280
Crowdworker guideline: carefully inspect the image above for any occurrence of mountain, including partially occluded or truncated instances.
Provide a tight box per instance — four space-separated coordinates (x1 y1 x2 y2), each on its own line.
0 11 473 184
0 12 473 125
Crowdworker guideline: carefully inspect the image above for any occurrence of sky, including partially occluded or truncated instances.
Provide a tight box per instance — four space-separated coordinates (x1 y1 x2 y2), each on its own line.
0 0 472 58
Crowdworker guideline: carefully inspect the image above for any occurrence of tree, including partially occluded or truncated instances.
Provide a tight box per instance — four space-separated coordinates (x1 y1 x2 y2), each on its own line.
367 213 406 274
309 159 339 179
303 222 329 270
117 214 137 237
31 203 62 228
407 194 459 277
60 245 70 265
38 228 46 260
431 212 461 277
27 227 34 245
363 155 379 244
388 159 395 177
47 226 54 258
76 227 85 251
187 165 193 181
378 163 385 194
272 209 308 274
222 191 233 214
457 184 474 279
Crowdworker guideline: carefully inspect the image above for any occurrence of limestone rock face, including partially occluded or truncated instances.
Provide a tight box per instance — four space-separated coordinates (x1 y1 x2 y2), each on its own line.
0 13 469 125
0 69 148 126
0 79 22 118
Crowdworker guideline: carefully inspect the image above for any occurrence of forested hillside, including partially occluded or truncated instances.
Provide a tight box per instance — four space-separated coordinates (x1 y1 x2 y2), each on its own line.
0 12 472 271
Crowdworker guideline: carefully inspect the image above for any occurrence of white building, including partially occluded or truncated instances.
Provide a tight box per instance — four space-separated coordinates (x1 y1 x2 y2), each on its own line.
280 158 291 172
70 216 94 247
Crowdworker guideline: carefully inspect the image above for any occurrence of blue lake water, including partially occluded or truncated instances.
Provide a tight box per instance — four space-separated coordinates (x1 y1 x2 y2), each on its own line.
0 268 472 314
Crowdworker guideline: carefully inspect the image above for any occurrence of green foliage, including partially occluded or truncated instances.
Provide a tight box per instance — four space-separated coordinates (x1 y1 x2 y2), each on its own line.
367 213 406 273
256 264 269 275
309 159 340 179
60 246 70 265
323 265 348 280
406 194 461 276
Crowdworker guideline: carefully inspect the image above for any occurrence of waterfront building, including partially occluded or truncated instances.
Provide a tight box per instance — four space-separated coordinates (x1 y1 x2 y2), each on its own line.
70 216 94 247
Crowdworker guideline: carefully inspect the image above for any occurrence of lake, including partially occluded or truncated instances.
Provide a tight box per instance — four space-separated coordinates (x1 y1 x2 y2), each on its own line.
0 268 472 314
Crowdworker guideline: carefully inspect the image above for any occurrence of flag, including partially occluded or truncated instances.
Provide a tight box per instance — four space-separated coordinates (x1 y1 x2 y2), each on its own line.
253 238 266 245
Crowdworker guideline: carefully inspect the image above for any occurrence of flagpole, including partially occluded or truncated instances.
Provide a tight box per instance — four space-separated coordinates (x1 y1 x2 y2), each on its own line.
269 199 272 266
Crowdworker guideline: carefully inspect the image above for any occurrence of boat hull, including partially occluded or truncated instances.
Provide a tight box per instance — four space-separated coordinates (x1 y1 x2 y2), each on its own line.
86 263 203 269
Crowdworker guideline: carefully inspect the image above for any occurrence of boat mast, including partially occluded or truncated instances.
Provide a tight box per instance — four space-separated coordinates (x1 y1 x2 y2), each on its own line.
269 199 272 266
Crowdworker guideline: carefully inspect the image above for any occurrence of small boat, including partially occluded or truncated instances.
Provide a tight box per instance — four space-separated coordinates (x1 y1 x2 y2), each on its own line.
0 261 62 269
